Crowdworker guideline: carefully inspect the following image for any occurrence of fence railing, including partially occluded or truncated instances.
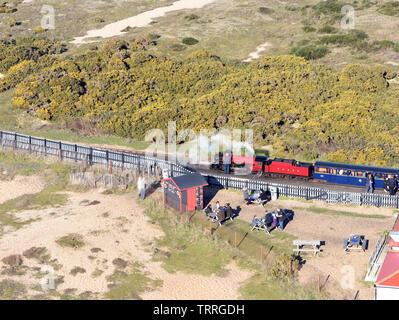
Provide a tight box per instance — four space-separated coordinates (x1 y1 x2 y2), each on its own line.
1 129 399 209
202 174 399 208
0 130 191 178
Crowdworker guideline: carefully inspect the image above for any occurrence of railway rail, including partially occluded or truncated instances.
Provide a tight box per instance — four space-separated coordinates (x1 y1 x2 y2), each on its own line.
0 129 398 208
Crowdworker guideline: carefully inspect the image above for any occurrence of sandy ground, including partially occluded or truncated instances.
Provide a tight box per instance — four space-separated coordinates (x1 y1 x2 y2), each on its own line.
209 189 396 300
71 0 217 45
0 173 393 300
243 42 272 62
0 175 45 204
0 186 253 299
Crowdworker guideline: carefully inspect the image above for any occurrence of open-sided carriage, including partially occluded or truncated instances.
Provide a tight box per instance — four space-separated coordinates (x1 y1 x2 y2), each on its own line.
204 204 234 226
250 209 294 235
343 235 368 252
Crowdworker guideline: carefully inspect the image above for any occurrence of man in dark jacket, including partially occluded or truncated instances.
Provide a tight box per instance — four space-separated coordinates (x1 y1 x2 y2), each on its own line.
276 210 286 231
387 177 398 195
366 172 374 193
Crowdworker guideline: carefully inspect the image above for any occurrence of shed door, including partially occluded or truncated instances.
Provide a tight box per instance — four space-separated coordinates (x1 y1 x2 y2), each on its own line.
164 181 181 212
196 187 203 210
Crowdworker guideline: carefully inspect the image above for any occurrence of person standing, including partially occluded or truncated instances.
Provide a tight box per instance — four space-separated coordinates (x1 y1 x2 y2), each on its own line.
276 209 285 231
137 175 146 200
223 152 232 174
366 172 374 193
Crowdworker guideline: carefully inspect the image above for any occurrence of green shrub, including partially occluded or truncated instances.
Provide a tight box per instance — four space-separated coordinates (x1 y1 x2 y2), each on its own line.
378 1 399 16
302 25 316 33
318 25 338 34
269 253 300 280
290 45 329 60
56 234 85 248
259 7 274 15
182 37 199 45
312 0 343 15
184 14 199 21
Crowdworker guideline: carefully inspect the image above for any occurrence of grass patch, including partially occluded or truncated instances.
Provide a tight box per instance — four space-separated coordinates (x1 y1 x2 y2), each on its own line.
105 262 161 300
294 206 388 219
56 234 85 249
239 273 325 300
0 279 26 299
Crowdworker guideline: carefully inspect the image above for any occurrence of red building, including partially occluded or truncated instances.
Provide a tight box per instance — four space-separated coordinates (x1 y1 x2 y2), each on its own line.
162 173 208 213
375 216 399 299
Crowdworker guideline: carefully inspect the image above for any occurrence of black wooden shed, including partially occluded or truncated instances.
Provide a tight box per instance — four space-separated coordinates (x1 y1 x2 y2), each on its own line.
162 173 208 213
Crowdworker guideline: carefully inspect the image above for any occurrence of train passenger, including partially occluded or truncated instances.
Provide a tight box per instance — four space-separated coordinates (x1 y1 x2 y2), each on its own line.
223 152 232 174
366 172 374 194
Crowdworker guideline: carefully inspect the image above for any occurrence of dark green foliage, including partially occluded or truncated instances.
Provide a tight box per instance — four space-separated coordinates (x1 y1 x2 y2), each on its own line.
302 25 316 33
318 25 338 34
182 37 199 45
0 38 66 73
184 14 199 21
312 0 343 15
259 7 274 15
290 45 329 60
377 1 399 16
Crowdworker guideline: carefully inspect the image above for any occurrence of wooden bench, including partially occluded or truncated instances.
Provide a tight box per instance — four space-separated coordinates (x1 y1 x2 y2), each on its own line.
293 240 321 256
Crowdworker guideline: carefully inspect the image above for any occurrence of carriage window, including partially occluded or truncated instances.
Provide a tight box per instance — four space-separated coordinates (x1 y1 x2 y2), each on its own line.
316 167 329 173
356 172 364 177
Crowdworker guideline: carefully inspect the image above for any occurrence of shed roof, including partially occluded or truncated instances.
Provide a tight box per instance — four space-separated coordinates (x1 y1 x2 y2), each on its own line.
315 161 399 175
376 250 399 287
167 173 208 190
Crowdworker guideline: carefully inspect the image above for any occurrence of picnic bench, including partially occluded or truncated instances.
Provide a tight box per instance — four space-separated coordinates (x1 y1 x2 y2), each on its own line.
205 206 234 226
344 235 368 252
293 240 321 256
244 189 270 206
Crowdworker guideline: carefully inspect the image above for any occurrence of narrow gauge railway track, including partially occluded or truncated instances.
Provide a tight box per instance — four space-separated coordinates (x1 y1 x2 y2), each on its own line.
97 145 387 195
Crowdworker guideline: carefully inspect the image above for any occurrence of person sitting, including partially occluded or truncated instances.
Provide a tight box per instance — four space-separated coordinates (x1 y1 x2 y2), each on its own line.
204 205 212 217
216 208 226 221
250 215 260 228
258 189 270 206
213 201 220 213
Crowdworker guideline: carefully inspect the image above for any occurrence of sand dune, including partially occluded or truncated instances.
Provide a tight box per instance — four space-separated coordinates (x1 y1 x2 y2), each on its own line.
71 0 217 45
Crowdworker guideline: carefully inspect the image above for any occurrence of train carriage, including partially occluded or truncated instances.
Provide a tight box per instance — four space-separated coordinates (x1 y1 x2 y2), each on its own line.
314 161 399 189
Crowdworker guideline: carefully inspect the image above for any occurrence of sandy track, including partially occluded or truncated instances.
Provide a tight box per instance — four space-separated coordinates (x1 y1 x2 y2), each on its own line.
0 175 45 204
71 0 217 45
0 187 253 299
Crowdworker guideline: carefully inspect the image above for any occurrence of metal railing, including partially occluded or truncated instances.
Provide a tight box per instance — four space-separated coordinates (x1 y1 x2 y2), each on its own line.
1 129 399 209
